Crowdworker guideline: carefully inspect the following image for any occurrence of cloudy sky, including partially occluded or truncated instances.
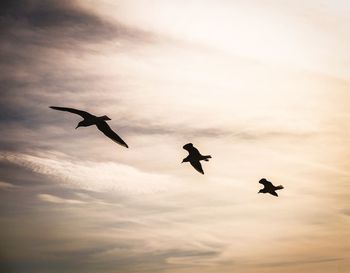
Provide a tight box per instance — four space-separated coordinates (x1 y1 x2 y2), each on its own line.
0 0 349 272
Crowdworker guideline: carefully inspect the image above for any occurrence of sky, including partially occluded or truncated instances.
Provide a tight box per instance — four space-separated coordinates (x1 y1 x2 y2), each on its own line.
0 0 349 272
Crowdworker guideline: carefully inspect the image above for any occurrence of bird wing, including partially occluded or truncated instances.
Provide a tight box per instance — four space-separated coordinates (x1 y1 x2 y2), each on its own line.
259 179 273 188
190 161 204 174
270 191 278 197
96 121 128 148
50 106 93 119
186 146 202 157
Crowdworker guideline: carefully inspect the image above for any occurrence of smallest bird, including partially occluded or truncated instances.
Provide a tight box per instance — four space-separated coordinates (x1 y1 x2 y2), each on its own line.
258 178 284 197
182 143 211 174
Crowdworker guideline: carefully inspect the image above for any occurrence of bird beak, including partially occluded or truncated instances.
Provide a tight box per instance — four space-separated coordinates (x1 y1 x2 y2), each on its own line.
75 125 79 129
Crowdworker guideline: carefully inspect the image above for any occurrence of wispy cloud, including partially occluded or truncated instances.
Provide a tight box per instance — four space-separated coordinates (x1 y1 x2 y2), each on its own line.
255 257 344 268
0 181 18 189
37 193 85 204
0 152 179 194
0 0 154 48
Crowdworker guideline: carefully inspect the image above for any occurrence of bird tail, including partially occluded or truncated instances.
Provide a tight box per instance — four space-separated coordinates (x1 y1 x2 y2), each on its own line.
99 115 111 121
203 155 212 161
275 185 284 190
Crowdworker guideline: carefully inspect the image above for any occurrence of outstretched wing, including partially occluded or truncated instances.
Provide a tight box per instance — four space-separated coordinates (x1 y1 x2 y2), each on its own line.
259 179 273 188
190 161 204 174
50 106 93 119
184 146 201 157
96 121 128 148
270 191 278 197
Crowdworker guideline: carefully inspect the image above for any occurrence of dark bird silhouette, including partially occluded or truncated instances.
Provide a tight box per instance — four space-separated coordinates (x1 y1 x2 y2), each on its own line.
182 143 211 174
50 106 128 148
258 178 284 197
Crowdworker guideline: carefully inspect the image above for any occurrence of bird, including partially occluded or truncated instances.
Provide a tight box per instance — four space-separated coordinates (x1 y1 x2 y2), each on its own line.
181 143 211 174
49 106 128 148
258 178 284 197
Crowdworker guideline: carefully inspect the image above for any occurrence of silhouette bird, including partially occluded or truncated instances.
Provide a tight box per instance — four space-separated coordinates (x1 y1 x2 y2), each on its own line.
50 106 128 148
258 178 284 197
182 143 211 174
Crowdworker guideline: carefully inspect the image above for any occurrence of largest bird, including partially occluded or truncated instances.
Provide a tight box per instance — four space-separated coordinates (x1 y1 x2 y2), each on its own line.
50 106 128 148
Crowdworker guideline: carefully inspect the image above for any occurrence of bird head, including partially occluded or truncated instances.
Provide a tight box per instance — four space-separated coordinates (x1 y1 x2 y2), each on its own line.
182 143 193 150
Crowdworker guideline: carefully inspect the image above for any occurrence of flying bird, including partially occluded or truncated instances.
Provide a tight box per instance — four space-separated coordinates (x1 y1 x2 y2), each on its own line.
258 178 284 197
50 106 128 148
182 143 211 174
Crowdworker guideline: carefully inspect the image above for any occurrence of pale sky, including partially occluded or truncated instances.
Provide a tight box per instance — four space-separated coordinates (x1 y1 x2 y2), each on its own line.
0 1 349 272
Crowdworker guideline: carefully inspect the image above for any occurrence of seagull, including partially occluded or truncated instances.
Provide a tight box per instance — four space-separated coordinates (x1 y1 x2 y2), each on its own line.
182 143 211 174
258 178 284 197
50 106 128 148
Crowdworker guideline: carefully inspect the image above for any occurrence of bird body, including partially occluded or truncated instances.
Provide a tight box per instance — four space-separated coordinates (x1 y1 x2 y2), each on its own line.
182 143 211 174
50 106 128 148
77 115 110 128
258 178 283 197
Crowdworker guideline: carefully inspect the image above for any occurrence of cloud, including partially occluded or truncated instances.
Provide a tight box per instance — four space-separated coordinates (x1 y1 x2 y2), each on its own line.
37 193 85 204
255 257 344 268
166 250 222 266
0 181 18 189
0 152 179 194
0 0 154 47
340 209 350 217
